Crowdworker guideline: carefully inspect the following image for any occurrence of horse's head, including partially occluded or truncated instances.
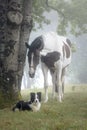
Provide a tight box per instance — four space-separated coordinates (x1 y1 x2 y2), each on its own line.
25 42 40 78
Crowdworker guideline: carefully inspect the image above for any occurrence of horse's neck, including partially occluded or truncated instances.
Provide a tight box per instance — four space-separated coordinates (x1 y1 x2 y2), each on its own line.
41 34 65 56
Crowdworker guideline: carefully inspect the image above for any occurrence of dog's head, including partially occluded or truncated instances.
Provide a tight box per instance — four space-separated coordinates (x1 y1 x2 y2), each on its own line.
34 93 40 106
30 92 41 103
30 92 41 112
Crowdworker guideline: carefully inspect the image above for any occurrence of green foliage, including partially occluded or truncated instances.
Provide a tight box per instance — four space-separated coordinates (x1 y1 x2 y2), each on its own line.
48 0 87 36
32 0 50 30
33 0 87 36
0 94 21 109
0 87 21 108
71 43 77 52
0 75 21 108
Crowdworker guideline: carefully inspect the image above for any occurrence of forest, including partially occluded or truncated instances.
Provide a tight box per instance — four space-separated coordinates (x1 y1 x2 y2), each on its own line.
0 0 87 106
22 0 87 89
0 0 87 129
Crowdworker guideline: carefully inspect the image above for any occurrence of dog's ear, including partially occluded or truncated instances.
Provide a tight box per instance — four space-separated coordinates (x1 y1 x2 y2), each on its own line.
37 92 41 102
30 92 35 102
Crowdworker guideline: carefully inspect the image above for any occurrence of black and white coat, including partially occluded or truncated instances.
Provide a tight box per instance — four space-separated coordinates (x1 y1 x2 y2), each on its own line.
26 32 72 102
12 92 41 112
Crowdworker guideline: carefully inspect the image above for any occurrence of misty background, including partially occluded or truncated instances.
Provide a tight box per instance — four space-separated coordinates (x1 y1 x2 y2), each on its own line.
21 10 87 89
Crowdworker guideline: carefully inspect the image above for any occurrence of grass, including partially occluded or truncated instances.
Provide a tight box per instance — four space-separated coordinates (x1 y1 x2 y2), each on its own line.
0 84 87 130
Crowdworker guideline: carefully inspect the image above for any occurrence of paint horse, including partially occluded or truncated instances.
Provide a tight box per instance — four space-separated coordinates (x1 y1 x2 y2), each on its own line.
26 32 72 102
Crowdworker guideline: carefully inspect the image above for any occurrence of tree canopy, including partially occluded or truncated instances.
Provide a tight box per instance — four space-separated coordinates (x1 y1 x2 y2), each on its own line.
32 0 50 30
32 0 87 36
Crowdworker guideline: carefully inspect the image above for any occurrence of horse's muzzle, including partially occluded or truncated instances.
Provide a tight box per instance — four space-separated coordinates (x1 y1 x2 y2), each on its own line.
29 73 35 78
29 67 35 78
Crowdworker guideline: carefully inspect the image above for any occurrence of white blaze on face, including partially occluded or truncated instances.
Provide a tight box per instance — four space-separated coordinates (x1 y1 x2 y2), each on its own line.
31 53 34 67
29 53 35 76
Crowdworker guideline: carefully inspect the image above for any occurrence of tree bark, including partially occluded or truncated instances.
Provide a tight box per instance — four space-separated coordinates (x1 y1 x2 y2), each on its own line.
18 0 33 90
0 0 33 108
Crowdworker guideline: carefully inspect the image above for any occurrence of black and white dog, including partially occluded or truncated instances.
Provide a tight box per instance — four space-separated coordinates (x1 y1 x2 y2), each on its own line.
12 92 41 112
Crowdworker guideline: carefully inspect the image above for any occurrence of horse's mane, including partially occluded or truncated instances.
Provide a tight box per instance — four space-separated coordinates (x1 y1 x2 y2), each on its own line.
30 36 44 51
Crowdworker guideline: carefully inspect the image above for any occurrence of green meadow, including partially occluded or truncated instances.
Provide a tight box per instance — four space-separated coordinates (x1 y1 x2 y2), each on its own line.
0 84 87 130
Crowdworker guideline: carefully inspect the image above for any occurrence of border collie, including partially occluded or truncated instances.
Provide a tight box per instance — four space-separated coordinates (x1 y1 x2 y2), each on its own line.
12 92 41 112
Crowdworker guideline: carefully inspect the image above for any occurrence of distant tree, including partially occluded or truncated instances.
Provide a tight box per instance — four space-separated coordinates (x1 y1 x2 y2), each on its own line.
32 0 50 30
1 0 86 108
33 0 87 36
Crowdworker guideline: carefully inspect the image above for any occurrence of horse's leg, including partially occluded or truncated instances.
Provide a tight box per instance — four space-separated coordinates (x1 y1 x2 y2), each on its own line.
56 62 62 102
41 62 49 103
50 71 56 99
61 67 67 99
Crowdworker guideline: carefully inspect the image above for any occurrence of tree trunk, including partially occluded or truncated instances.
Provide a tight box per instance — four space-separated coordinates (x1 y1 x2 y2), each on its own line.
18 0 33 90
0 0 32 108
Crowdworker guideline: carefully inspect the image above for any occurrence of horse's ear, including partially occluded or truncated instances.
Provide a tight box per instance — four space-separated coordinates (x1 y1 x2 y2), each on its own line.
25 42 30 49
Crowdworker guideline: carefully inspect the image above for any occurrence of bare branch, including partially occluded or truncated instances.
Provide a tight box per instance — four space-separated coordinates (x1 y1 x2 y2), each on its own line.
45 0 65 18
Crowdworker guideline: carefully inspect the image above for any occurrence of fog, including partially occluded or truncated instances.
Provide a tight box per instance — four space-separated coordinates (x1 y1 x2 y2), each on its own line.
21 10 87 89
